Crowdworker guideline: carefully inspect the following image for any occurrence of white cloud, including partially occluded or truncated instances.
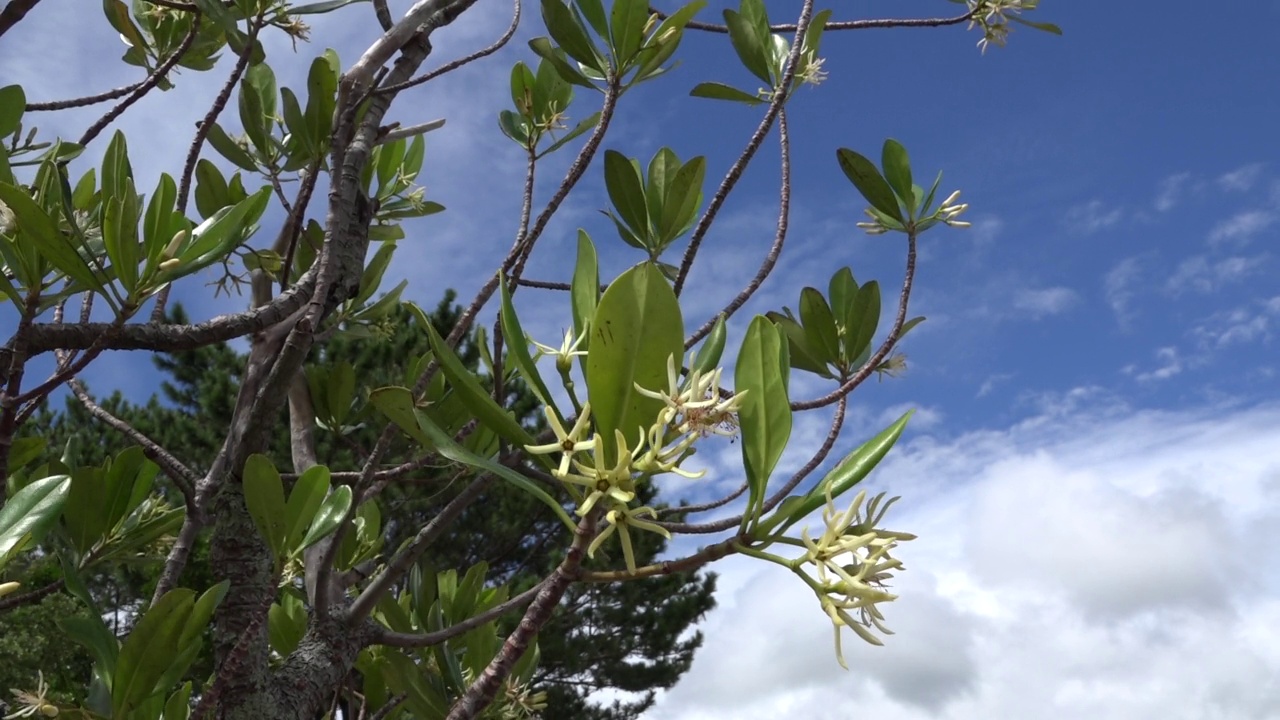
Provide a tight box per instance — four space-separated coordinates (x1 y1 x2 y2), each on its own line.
1217 163 1265 192
1191 299 1280 348
1012 287 1078 319
650 401 1280 720
1208 210 1276 247
1103 256 1143 329
1062 200 1123 235
1165 254 1267 294
1153 172 1190 212
1128 346 1183 382
968 215 1004 247
976 373 1013 398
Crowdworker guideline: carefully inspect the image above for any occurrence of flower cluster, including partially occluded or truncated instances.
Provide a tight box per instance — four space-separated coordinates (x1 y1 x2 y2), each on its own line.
523 354 744 572
800 487 915 667
855 187 970 235
966 0 1040 54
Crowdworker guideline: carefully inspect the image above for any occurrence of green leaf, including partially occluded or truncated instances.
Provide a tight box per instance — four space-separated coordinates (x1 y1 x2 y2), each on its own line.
799 287 840 365
173 185 271 275
828 266 857 323
113 588 195 718
658 156 704 245
238 63 277 158
570 229 599 359
0 474 70 571
143 173 178 264
836 148 903 224
609 0 649 64
280 86 313 161
844 280 881 366
723 6 772 85
499 276 558 412
528 37 597 89
242 453 286 559
284 465 331 553
766 312 834 379
0 85 25 137
305 55 338 155
691 314 726 375
0 183 106 294
163 683 192 720
881 139 913 211
541 0 603 73
603 150 650 247
298 485 353 551
755 410 912 539
586 262 684 463
1007 15 1063 35
409 303 538 448
205 122 258 172
291 0 370 13
735 316 792 525
369 387 576 530
689 81 764 105
576 0 609 36
327 360 356 426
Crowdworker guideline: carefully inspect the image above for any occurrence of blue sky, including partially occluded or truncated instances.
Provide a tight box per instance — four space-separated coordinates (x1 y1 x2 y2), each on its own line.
3 1 1280 718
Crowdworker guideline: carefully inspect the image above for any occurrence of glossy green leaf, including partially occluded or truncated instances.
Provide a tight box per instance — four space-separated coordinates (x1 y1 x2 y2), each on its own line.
571 229 599 359
163 682 192 720
827 267 857 323
268 590 307 656
541 0 603 73
881 139 913 211
586 262 684 462
291 0 370 13
143 173 178 264
899 315 926 339
1007 15 1063 34
691 314 727 375
799 287 840 365
766 311 834 378
205 122 258 172
409 303 537 447
173 185 271 274
0 183 105 294
242 453 286 559
689 81 764 105
113 588 194 718
0 85 25 137
0 474 70 571
844 280 881 366
284 465 331 553
723 5 771 84
576 0 608 36
735 316 792 524
603 150 649 246
755 410 912 538
529 37 597 89
836 148 903 223
499 276 558 412
633 0 704 82
238 63 277 157
609 0 649 64
369 387 575 529
658 156 705 245
298 484 353 551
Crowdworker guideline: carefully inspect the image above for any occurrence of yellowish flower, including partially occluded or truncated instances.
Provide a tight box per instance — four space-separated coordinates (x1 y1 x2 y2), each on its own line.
6 671 58 718
523 403 596 477
588 505 670 572
531 327 588 372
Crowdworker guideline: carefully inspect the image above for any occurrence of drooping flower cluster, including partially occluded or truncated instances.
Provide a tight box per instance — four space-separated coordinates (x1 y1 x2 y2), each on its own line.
800 486 916 667
966 0 1040 54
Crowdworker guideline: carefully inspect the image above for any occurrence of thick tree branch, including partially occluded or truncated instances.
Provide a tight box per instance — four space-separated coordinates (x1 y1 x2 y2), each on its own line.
0 0 41 39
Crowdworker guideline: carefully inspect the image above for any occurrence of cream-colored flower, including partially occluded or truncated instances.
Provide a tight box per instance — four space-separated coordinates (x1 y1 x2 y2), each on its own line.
523 403 595 477
531 327 588 372
587 504 670 572
6 671 58 718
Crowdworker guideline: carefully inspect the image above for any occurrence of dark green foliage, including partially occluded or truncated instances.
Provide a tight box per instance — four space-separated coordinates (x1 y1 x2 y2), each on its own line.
8 293 715 719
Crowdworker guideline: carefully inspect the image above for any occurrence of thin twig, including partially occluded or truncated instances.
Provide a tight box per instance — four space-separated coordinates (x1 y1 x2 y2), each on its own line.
0 578 64 614
658 481 749 517
0 0 42 39
26 82 146 112
671 0 814 296
684 108 792 349
376 0 521 95
78 16 201 146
